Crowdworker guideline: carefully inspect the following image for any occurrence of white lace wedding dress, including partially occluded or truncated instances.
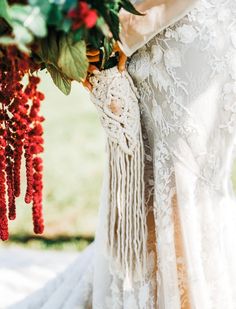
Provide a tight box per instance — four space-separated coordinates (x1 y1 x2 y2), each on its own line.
12 0 236 308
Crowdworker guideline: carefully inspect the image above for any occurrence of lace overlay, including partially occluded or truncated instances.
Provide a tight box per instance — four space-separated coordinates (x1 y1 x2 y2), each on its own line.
12 1 236 308
127 0 236 308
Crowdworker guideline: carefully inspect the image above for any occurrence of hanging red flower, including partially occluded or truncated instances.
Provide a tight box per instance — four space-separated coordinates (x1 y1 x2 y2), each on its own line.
68 1 98 30
0 46 45 240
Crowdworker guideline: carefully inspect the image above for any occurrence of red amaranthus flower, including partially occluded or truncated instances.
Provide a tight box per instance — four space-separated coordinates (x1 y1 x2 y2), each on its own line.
0 46 45 240
68 1 98 30
0 129 8 240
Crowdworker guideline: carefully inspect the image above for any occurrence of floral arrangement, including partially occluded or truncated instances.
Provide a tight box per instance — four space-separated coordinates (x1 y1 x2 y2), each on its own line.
0 0 140 240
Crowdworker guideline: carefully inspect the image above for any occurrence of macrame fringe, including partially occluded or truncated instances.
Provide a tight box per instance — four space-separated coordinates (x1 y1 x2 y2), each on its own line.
90 67 148 285
107 129 147 284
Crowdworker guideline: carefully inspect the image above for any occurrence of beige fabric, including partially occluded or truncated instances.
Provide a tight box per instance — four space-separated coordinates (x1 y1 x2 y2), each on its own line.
119 0 198 56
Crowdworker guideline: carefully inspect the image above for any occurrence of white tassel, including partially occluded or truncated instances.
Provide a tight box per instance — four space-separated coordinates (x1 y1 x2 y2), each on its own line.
90 67 147 284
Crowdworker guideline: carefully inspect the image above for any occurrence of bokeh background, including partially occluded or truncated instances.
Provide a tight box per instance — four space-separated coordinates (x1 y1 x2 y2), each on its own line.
1 71 106 252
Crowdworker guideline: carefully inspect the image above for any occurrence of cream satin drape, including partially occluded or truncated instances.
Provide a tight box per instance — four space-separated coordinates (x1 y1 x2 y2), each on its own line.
119 0 198 56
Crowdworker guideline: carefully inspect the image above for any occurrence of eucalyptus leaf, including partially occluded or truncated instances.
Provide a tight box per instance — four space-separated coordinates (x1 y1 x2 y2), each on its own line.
0 34 30 53
12 21 33 45
18 42 31 53
10 4 47 37
0 0 12 26
47 64 72 95
58 34 88 82
0 36 15 45
0 20 31 53
29 0 52 17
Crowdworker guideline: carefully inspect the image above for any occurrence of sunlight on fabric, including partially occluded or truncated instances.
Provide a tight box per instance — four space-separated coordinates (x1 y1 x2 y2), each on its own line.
0 248 77 308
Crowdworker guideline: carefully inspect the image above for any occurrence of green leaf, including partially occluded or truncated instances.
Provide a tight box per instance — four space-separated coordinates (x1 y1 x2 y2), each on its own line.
63 0 77 11
89 1 120 40
0 0 12 26
102 36 114 67
99 7 120 41
37 31 72 95
9 4 47 37
0 36 15 45
0 19 32 53
58 34 88 82
50 0 66 5
119 0 143 16
0 34 30 53
58 18 72 33
47 3 63 27
95 16 110 37
12 21 33 45
47 64 72 95
28 0 52 17
108 9 120 41
37 31 59 65
73 27 85 42
88 27 104 49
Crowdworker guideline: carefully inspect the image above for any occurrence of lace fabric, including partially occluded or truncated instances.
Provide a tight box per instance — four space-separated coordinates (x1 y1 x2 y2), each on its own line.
127 0 236 307
11 1 236 308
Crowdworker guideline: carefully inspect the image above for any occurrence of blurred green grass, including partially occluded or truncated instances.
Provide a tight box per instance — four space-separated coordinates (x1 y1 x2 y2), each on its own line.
1 71 105 249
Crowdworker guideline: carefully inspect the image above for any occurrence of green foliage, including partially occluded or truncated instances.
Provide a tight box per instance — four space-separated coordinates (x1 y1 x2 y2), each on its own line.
62 0 77 12
29 0 52 17
36 32 88 94
0 0 141 94
59 18 72 33
47 3 64 27
47 64 72 95
10 4 47 37
0 0 12 26
119 0 143 16
102 36 114 68
87 0 142 41
38 31 59 65
0 2 47 52
11 21 33 51
37 32 72 95
73 27 85 42
58 34 88 82
89 0 119 41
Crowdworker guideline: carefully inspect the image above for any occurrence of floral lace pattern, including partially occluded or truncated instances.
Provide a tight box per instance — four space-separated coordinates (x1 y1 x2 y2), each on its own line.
127 0 236 308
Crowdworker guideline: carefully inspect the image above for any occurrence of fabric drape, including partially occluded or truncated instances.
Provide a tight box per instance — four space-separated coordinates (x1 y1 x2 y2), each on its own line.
119 0 198 56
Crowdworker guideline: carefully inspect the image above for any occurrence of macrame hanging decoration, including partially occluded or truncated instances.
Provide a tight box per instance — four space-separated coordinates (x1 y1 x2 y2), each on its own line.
90 67 147 284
